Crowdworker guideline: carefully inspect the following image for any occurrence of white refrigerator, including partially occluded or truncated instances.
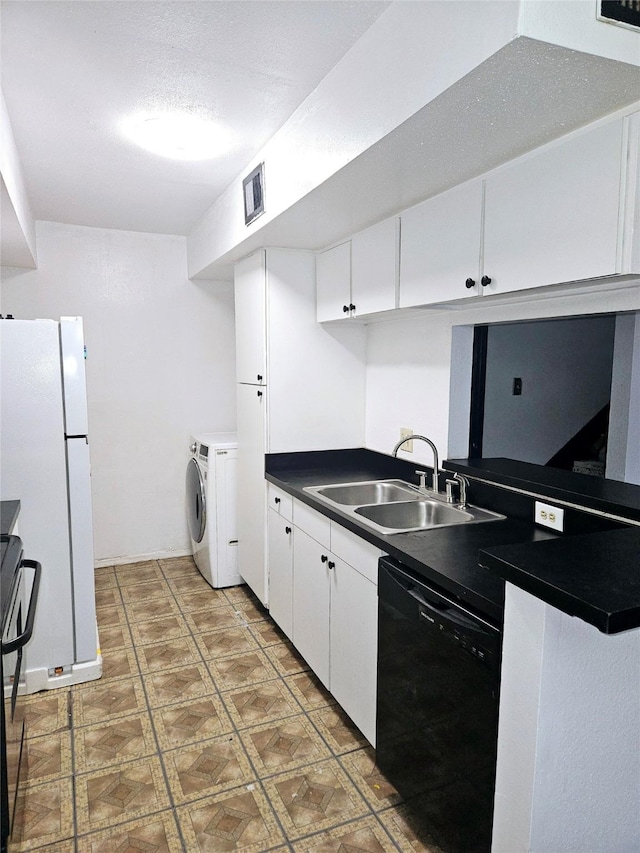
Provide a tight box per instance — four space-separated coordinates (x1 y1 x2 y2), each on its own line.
0 317 101 693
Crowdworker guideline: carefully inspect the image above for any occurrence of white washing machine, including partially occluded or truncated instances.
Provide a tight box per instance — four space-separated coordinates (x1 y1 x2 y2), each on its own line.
185 432 243 588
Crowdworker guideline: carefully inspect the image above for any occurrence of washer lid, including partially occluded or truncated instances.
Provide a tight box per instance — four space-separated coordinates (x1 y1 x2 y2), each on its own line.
185 458 206 544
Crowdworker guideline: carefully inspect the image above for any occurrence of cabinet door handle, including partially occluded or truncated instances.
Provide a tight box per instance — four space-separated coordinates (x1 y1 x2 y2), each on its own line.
257 374 263 381
465 278 475 289
343 305 349 313
327 561 335 570
274 497 281 505
321 554 328 563
349 303 356 312
257 390 263 398
285 526 292 535
481 275 491 287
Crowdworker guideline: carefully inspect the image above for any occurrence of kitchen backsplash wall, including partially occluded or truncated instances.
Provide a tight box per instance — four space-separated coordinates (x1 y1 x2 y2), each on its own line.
0 220 237 563
364 290 640 470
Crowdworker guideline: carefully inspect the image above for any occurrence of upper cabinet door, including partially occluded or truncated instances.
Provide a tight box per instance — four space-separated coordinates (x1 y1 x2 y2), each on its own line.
483 119 625 296
316 242 351 322
351 217 399 316
399 179 483 307
235 250 267 384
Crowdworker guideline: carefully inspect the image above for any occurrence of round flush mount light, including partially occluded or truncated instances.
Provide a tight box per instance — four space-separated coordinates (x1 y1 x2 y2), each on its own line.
122 112 228 161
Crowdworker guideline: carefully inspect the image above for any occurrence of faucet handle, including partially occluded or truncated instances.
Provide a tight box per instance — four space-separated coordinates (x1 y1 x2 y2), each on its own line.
415 469 428 490
452 472 469 506
445 479 458 503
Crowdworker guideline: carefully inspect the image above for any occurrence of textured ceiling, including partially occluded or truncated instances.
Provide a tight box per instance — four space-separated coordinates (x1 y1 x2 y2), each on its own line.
0 0 389 235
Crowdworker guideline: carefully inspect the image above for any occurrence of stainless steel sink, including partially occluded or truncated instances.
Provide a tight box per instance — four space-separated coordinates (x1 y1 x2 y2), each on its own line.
307 479 421 506
355 499 473 531
303 478 505 535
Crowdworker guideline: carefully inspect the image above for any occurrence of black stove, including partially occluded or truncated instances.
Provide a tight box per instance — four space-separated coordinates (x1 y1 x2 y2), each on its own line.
1 535 41 853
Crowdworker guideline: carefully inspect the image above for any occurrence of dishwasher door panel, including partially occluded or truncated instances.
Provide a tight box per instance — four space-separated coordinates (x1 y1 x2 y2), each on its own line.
376 558 501 853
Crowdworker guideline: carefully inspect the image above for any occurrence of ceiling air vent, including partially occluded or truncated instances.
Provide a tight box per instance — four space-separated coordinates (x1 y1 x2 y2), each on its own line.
597 1 640 29
243 163 265 226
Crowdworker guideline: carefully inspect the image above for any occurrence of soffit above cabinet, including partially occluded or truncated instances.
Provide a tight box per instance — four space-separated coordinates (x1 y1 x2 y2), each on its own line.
191 37 640 279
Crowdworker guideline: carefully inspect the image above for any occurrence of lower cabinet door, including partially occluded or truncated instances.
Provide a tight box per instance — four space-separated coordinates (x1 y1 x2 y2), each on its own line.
330 561 378 746
292 527 331 687
236 383 268 604
267 509 294 640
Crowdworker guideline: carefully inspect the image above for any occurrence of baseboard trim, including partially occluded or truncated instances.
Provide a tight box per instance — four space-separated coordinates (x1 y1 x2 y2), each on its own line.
94 548 193 568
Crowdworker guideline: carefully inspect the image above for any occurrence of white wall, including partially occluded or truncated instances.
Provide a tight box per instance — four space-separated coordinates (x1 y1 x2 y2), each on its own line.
608 312 640 484
0 221 236 564
365 288 640 469
0 89 37 267
493 584 640 853
482 316 616 465
187 0 520 277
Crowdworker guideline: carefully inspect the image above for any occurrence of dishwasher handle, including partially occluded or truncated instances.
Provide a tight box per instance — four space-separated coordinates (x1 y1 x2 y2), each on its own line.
381 558 499 638
410 586 490 636
3 559 41 655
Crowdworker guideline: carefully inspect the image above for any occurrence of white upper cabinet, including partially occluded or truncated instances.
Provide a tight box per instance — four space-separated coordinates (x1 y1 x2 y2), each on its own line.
234 250 267 384
316 241 351 322
317 218 399 320
482 116 630 296
394 110 638 310
351 217 399 316
399 179 483 307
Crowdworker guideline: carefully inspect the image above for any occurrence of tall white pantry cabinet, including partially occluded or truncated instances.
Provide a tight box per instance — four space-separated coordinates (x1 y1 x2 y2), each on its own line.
234 248 366 605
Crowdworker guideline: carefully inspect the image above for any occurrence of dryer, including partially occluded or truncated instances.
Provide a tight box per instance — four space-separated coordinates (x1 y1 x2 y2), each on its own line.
185 432 242 588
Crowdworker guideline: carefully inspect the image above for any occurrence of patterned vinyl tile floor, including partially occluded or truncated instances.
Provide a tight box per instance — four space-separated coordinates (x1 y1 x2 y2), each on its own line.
8 556 442 853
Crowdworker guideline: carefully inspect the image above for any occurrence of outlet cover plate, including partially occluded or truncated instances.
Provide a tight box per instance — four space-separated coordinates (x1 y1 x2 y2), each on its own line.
399 428 413 452
534 500 564 532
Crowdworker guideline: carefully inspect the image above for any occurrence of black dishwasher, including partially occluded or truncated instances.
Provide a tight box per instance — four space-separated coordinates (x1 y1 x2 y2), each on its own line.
377 556 502 853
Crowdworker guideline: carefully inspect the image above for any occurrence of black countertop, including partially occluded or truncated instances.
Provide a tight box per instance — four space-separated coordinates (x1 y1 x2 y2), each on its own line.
266 449 557 625
445 458 640 523
479 526 640 634
267 450 640 634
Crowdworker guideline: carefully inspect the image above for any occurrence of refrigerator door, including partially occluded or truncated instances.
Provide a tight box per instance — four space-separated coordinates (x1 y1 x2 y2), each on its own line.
59 317 89 436
0 320 75 674
66 437 97 664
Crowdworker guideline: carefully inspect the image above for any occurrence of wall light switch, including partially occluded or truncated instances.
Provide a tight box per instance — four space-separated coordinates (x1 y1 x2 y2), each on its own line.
534 501 564 532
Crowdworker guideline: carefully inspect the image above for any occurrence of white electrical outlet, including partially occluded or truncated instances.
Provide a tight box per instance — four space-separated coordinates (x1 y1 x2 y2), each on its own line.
399 428 413 452
534 501 564 532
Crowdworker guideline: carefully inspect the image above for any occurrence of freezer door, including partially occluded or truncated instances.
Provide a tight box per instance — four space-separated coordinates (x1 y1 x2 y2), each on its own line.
59 317 89 436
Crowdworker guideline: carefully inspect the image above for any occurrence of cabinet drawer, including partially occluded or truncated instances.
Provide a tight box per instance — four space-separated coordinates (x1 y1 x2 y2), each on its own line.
267 484 293 521
330 524 381 585
293 499 331 548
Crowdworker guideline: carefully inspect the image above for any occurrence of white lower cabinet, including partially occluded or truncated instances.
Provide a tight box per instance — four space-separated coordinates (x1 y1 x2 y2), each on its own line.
329 554 378 745
279 498 381 745
292 526 332 688
267 509 294 641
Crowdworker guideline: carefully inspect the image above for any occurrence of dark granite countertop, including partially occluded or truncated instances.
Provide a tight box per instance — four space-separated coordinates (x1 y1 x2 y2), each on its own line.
479 527 640 633
0 500 20 536
445 458 640 523
266 449 558 625
267 450 640 633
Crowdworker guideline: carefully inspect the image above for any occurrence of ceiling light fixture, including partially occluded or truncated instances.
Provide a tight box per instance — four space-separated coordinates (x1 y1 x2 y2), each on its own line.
122 112 228 161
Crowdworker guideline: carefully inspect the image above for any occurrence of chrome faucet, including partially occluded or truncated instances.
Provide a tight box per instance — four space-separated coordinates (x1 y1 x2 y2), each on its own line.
392 434 440 493
453 472 469 507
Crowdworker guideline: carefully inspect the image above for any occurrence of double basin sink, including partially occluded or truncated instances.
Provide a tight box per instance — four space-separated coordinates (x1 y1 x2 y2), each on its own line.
304 479 504 535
